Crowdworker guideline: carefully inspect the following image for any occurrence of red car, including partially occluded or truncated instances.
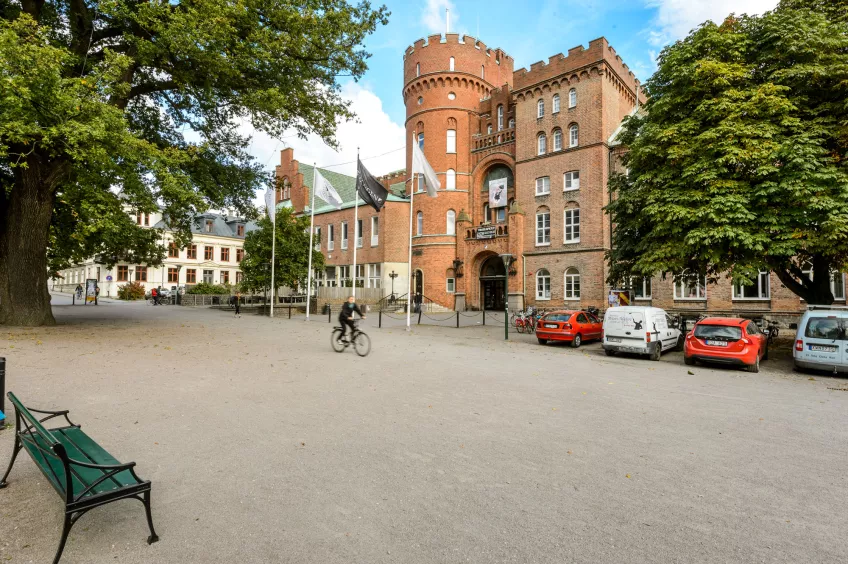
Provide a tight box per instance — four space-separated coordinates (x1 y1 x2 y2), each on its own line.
536 310 603 348
684 317 769 372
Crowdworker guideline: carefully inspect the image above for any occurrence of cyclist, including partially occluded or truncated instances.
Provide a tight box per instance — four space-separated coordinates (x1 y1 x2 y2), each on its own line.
338 295 366 343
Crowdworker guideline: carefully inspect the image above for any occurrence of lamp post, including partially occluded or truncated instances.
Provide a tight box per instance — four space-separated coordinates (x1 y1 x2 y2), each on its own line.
388 270 398 301
499 254 513 341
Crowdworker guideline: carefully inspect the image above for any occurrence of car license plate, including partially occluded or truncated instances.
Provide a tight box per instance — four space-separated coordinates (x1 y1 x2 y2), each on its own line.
544 323 558 328
607 337 621 343
705 340 728 347
810 345 838 352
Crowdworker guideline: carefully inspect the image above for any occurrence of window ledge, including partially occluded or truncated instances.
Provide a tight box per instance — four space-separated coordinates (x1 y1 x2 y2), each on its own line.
536 242 551 247
674 298 707 301
634 297 652 301
536 297 551 301
535 192 550 197
564 187 579 193
564 240 580 245
731 298 771 302
564 298 580 301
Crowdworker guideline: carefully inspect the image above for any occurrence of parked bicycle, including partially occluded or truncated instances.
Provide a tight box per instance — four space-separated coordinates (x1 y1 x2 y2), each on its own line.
764 320 780 346
331 321 371 357
513 307 541 333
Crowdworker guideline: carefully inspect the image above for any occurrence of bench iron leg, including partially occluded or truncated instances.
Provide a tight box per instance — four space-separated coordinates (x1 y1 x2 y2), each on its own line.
143 490 159 544
0 435 21 488
52 514 74 564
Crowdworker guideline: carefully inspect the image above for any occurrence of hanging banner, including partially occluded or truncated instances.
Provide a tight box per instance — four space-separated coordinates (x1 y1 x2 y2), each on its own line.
489 178 508 208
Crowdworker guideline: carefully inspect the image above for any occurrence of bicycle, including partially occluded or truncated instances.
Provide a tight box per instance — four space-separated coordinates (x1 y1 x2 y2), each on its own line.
764 320 780 346
331 321 371 357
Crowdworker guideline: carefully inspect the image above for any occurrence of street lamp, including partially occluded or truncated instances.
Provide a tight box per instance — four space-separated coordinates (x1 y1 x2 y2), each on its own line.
388 270 399 301
499 254 513 341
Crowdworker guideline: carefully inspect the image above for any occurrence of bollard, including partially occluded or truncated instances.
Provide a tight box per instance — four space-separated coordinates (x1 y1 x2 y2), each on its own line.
378 310 382 328
72 293 75 305
483 310 486 326
418 309 422 325
456 311 460 328
328 305 332 323
288 306 292 319
0 357 5 428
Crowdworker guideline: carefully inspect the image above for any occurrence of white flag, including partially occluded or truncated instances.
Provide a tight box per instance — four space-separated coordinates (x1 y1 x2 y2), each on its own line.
412 141 440 198
264 187 276 222
314 168 343 209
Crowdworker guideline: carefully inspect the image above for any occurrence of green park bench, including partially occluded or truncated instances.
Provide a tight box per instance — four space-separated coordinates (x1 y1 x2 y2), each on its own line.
0 392 158 564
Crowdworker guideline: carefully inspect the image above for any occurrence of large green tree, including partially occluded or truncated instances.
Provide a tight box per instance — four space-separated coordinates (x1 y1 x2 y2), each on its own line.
606 0 848 304
0 0 388 325
239 206 324 293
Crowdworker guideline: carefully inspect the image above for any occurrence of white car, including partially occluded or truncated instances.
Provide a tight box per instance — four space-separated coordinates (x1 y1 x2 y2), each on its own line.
602 306 683 361
793 306 848 374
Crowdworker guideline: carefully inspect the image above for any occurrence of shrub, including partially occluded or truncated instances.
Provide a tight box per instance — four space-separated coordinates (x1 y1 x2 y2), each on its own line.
117 281 146 300
186 282 230 295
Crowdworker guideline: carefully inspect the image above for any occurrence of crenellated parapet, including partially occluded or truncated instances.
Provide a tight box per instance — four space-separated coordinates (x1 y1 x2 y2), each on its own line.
403 33 513 90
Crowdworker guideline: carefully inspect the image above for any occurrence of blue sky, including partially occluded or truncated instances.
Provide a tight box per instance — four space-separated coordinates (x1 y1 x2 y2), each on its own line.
245 0 778 187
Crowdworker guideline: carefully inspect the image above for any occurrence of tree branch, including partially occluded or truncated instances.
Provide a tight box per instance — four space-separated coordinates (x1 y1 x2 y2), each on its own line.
127 80 179 101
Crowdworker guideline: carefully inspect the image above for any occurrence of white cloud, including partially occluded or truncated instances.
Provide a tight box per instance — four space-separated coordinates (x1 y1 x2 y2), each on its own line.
647 0 779 44
422 0 459 35
242 82 406 204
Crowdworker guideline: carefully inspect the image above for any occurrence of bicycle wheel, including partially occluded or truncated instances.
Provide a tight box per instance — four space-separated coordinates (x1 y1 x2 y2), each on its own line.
516 320 525 334
353 331 371 357
331 328 346 353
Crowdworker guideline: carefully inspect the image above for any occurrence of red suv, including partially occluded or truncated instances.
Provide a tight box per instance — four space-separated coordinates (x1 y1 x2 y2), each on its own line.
536 310 603 348
684 317 768 372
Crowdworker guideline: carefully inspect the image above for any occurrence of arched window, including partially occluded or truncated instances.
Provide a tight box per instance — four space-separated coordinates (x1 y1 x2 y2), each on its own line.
552 94 560 113
417 132 424 149
416 63 420 77
446 169 456 190
449 56 455 71
446 210 456 235
483 203 490 224
569 88 577 108
569 124 579 147
538 133 547 155
497 105 504 131
537 98 544 118
508 117 515 129
536 269 551 300
564 206 580 243
487 124 493 135
553 128 563 151
416 211 423 235
446 129 456 153
564 267 580 299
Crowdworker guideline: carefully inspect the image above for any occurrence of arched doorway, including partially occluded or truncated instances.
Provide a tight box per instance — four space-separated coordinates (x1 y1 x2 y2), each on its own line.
414 269 423 297
480 256 506 310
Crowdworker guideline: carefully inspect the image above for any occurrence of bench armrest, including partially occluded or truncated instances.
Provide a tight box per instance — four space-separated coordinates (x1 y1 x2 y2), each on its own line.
25 408 76 428
67 459 145 501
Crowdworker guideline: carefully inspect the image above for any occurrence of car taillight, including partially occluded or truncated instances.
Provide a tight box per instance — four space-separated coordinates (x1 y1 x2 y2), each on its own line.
686 334 693 340
742 337 751 345
795 340 803 352
564 323 572 329
646 332 651 343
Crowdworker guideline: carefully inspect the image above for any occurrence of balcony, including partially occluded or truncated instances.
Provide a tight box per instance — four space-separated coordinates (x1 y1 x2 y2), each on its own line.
472 128 515 152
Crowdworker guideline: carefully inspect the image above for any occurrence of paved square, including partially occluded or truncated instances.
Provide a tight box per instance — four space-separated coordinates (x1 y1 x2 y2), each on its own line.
1 301 847 563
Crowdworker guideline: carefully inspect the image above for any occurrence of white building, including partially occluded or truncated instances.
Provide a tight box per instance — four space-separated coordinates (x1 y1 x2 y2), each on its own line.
54 210 258 297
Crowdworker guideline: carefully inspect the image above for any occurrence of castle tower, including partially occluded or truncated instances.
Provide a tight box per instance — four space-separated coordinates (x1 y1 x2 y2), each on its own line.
403 33 514 308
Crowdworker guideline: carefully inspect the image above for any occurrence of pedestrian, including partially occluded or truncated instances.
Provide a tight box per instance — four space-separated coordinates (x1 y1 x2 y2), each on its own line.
95 285 100 305
151 286 158 305
234 291 241 318
75 284 82 300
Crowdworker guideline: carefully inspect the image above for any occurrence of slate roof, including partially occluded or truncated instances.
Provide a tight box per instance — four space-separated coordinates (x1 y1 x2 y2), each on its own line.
153 211 259 239
294 164 409 216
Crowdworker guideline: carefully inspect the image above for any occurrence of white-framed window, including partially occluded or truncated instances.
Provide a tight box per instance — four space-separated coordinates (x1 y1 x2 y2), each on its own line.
564 208 580 243
538 133 546 155
416 63 420 77
508 118 515 129
536 210 550 245
569 88 577 108
416 174 424 193
801 264 846 300
536 269 551 300
487 124 493 135
733 271 770 299
417 132 424 149
553 129 563 151
338 265 351 285
368 264 381 288
497 105 504 131
446 277 456 293
631 276 652 299
449 56 455 71
355 264 365 287
417 211 423 235
564 171 580 191
356 219 363 248
446 210 456 235
328 224 334 251
371 217 379 247
674 273 707 300
446 129 456 153
314 226 321 251
341 221 348 249
446 169 456 190
564 267 580 299
552 94 560 113
537 98 544 118
535 176 550 196
325 266 337 287
496 208 506 223
483 203 490 223
569 124 579 147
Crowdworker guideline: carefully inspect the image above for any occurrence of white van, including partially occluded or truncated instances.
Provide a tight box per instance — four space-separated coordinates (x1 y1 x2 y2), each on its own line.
602 306 682 360
793 306 848 374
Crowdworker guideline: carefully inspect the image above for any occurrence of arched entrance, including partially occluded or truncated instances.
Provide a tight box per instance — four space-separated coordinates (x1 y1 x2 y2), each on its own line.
480 256 506 310
414 269 423 297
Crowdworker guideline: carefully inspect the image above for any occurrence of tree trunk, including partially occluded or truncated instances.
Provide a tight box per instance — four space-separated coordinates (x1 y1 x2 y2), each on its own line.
0 155 67 326
774 253 835 305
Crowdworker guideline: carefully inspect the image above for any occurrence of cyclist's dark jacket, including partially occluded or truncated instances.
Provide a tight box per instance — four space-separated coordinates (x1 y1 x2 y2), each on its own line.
339 302 363 322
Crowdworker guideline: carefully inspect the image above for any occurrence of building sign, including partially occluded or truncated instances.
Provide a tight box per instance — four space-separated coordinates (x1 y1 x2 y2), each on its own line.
85 279 97 304
488 178 508 208
608 290 632 307
476 225 497 240
106 275 113 281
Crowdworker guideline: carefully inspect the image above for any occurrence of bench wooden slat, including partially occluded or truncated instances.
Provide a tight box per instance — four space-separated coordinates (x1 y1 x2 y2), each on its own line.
54 427 138 494
22 433 86 497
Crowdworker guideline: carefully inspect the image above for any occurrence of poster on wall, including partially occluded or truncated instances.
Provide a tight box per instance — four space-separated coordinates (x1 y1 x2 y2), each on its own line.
489 178 508 208
85 279 97 304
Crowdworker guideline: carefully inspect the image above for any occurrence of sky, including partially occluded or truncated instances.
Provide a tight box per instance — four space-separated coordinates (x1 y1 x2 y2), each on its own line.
244 0 779 193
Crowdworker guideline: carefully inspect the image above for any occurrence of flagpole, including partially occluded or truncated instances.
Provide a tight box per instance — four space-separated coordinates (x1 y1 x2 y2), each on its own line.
352 147 359 300
306 163 317 320
270 188 276 318
406 132 416 332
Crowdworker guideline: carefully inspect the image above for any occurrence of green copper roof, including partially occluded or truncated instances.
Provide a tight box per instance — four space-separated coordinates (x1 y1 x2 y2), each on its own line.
300 164 408 215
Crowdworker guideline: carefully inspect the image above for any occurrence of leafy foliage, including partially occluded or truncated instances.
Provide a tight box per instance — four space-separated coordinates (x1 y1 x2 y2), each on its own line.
606 0 848 304
240 207 324 293
116 281 146 301
186 282 230 295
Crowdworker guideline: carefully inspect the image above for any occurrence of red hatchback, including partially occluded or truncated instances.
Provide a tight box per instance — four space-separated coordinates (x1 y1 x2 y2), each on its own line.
536 310 603 348
684 317 769 372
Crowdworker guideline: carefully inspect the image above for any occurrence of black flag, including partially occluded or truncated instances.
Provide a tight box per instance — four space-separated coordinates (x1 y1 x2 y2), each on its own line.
356 158 389 212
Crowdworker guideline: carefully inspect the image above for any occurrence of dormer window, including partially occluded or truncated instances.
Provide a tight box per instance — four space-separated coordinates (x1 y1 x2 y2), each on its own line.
237 224 245 236
205 220 213 233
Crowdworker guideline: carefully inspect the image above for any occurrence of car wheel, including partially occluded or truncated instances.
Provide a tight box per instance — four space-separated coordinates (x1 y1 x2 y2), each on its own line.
571 334 582 348
537 338 548 345
675 335 684 351
651 343 662 361
747 355 760 373
684 355 695 366
762 343 769 361
605 349 615 357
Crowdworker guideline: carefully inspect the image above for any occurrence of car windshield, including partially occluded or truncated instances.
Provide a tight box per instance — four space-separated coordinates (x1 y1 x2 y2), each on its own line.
694 324 742 341
804 317 845 340
543 314 571 322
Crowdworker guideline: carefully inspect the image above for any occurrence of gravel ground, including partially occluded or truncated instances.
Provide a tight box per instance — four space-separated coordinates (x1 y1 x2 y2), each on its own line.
0 297 846 564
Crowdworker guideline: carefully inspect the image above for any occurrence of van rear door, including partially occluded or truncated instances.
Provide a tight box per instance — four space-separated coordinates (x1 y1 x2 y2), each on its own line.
605 308 647 348
800 314 845 369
